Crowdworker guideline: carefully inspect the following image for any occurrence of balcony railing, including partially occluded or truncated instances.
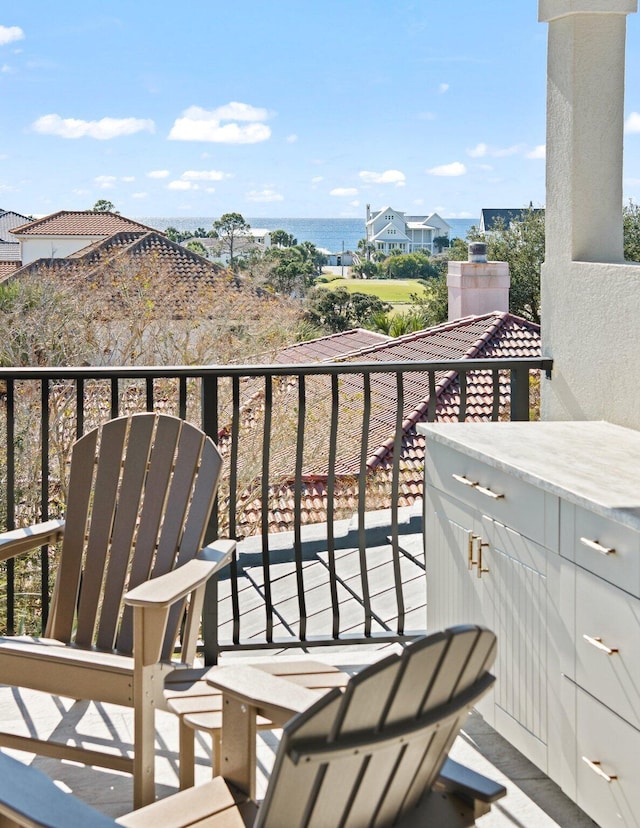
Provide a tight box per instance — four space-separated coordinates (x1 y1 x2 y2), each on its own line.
0 357 551 660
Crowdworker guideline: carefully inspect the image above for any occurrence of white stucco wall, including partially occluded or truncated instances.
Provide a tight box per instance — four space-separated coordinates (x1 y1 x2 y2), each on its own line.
539 0 640 428
19 236 103 264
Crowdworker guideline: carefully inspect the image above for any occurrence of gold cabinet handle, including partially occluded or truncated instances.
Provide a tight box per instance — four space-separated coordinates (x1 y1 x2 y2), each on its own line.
477 541 490 578
451 474 504 500
468 534 479 570
452 473 476 488
579 537 615 556
583 634 619 655
582 756 617 783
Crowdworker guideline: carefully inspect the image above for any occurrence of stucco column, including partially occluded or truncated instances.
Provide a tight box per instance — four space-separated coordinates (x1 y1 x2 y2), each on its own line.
539 0 637 263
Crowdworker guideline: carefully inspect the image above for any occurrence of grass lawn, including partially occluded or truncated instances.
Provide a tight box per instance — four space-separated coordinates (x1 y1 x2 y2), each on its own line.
323 278 423 303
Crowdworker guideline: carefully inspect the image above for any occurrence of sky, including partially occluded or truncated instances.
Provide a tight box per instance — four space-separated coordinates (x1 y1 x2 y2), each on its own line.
2 1 640 220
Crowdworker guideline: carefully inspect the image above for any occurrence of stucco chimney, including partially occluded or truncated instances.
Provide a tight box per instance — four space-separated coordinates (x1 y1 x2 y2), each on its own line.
447 245 510 320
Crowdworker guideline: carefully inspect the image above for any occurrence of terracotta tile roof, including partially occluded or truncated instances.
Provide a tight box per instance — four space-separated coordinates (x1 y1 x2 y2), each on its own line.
10 210 157 237
9 231 223 288
231 312 541 535
273 328 391 364
0 261 20 280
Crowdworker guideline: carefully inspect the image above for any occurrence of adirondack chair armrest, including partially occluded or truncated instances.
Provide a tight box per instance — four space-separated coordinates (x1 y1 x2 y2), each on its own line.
207 664 324 723
0 519 65 563
124 539 236 609
436 757 507 804
125 539 235 667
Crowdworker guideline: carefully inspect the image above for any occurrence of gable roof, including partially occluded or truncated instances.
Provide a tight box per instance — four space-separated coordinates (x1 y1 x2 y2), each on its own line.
232 312 541 534
10 210 158 237
3 230 224 295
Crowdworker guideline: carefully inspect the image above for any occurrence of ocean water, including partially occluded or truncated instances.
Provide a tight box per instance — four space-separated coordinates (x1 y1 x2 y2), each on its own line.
135 216 478 254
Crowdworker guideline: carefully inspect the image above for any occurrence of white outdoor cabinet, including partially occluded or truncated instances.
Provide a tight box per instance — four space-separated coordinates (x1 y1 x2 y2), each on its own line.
418 421 640 828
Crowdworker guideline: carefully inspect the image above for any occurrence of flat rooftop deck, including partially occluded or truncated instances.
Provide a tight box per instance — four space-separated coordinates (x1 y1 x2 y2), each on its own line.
0 533 596 826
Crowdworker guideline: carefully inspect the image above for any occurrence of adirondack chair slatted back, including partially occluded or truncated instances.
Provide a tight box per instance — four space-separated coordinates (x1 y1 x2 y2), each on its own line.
257 625 496 828
45 413 223 658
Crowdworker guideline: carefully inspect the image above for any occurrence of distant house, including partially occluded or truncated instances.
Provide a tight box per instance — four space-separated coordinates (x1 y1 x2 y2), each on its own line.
7 227 222 282
365 205 451 255
193 228 272 264
10 210 158 265
479 206 544 234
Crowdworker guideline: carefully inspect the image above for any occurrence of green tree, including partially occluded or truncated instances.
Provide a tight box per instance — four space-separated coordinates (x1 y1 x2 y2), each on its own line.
478 207 544 324
305 286 390 332
352 259 380 279
623 200 640 261
382 251 440 280
92 199 118 213
184 239 209 258
270 229 297 247
433 235 450 253
409 276 449 328
356 238 376 261
164 226 193 243
211 212 251 269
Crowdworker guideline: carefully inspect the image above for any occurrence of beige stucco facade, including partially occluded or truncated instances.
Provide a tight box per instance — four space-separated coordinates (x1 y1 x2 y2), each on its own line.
539 0 640 427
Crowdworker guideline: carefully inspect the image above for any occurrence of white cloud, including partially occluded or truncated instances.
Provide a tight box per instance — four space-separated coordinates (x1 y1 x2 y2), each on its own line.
438 83 449 94
477 163 494 171
330 187 359 196
168 103 271 144
467 143 488 158
181 169 232 181
526 144 546 159
359 169 406 187
2 64 14 73
132 192 148 199
426 161 467 177
247 188 284 202
492 144 525 157
168 180 195 190
94 175 117 189
286 134 298 143
32 114 155 140
349 200 360 207
0 26 24 46
147 169 170 179
311 176 324 184
417 111 436 121
122 175 135 182
625 112 640 133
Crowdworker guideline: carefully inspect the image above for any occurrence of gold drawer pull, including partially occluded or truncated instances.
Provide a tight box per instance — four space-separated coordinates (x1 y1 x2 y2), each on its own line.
583 634 619 655
452 473 476 488
451 474 504 500
579 537 615 556
582 756 617 783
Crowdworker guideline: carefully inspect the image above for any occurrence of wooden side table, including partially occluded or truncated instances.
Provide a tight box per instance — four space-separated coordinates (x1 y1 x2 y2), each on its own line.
164 659 348 792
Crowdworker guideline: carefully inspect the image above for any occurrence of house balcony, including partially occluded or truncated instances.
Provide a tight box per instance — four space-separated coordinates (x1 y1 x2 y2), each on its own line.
0 357 600 825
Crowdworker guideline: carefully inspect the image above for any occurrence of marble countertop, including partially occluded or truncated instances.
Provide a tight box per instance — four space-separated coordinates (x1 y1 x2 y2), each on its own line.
417 420 640 528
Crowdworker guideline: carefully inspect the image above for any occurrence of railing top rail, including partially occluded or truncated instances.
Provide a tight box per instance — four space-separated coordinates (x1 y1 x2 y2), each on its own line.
0 357 553 380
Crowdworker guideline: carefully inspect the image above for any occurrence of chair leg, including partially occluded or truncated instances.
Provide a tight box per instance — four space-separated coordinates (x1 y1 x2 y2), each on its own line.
134 664 157 809
179 720 195 790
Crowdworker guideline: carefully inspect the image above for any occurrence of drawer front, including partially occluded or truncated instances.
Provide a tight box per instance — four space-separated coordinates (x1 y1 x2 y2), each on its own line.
575 567 640 730
575 687 640 828
425 441 551 545
561 501 640 597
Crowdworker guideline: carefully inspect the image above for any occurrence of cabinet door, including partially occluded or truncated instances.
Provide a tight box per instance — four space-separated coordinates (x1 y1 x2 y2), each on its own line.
426 486 486 630
425 486 494 722
482 516 554 773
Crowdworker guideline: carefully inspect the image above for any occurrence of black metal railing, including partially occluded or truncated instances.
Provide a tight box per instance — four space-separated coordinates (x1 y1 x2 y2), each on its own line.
0 357 552 658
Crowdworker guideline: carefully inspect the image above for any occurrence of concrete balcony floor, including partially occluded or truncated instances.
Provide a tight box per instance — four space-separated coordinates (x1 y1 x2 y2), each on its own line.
0 532 596 826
